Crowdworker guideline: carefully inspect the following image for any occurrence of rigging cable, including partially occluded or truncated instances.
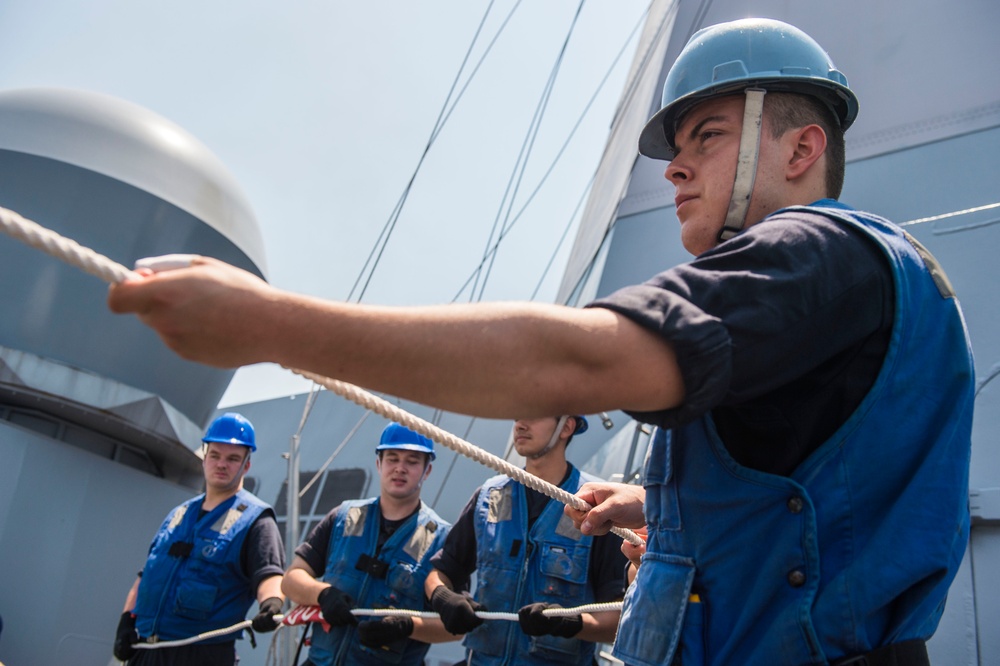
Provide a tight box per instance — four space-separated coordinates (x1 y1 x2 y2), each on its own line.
296 1 522 505
530 171 596 300
430 415 480 510
555 0 682 304
900 201 1000 227
607 0 672 131
452 2 649 303
346 0 523 303
470 0 587 303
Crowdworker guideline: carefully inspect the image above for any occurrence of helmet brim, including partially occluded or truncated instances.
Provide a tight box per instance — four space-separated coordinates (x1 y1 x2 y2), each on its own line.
639 78 858 162
376 443 436 461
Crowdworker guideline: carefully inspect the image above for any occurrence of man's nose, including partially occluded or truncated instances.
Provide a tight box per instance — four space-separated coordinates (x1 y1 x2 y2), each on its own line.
665 160 689 184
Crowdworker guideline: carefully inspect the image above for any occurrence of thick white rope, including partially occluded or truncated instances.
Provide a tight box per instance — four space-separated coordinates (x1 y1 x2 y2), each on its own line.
0 203 643 546
0 205 138 283
133 617 283 650
132 601 626 649
293 370 642 546
348 601 624 622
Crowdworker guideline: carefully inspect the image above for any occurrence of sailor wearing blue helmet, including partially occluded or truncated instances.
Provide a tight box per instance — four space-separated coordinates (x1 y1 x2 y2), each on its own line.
282 423 455 665
114 413 285 665
424 415 627 666
568 18 973 666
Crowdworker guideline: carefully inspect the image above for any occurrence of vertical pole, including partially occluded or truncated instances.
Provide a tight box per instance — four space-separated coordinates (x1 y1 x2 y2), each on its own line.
284 432 301 665
622 422 643 484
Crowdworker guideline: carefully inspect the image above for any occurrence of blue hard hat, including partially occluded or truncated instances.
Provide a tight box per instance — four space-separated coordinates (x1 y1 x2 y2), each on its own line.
639 18 859 160
571 416 589 435
202 413 256 452
376 423 436 461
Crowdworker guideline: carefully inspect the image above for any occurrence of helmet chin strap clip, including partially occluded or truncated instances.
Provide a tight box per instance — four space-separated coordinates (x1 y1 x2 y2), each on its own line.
718 88 767 243
529 415 570 460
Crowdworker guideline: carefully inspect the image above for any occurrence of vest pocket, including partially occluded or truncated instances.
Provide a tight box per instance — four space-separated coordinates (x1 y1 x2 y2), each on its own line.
538 543 589 599
173 580 218 620
359 639 409 664
463 620 507 657
382 561 424 610
529 634 583 663
612 552 696 666
643 429 682 531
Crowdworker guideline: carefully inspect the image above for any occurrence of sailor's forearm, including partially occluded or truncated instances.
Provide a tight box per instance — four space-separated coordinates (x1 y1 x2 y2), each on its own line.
108 257 683 417
268 297 683 418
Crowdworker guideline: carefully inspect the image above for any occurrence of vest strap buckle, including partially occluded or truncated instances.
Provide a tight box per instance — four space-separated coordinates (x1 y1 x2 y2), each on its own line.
355 553 389 579
167 541 193 558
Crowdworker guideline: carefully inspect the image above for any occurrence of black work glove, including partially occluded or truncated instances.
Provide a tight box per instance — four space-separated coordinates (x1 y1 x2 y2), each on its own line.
251 596 284 632
518 602 583 638
318 585 358 627
429 586 485 635
113 611 138 661
358 615 414 648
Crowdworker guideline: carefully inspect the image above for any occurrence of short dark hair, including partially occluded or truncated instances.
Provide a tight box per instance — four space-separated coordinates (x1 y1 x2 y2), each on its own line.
764 92 846 199
377 449 432 468
203 441 251 463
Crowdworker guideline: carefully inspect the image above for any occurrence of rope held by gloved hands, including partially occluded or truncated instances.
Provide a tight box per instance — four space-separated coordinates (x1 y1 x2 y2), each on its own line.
129 601 625 650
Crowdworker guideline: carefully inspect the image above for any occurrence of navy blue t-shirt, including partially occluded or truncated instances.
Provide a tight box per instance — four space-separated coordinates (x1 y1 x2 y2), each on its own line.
590 203 894 476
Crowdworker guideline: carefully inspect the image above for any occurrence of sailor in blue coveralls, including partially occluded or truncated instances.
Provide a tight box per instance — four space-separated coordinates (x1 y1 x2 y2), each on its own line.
282 423 455 665
107 16 975 666
563 18 975 666
424 416 626 666
114 413 286 665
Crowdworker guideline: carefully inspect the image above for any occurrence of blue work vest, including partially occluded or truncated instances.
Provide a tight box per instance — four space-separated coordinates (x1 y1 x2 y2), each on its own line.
613 204 975 665
464 466 600 666
308 498 451 666
134 489 270 642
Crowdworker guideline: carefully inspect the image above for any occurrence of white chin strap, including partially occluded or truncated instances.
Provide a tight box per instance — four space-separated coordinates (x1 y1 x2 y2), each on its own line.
528 415 570 460
718 88 767 243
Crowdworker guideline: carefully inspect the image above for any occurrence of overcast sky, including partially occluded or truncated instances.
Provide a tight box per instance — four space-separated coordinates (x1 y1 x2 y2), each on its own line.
0 1 649 405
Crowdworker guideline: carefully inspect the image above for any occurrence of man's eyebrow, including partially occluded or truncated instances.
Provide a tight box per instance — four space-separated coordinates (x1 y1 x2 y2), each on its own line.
684 114 729 142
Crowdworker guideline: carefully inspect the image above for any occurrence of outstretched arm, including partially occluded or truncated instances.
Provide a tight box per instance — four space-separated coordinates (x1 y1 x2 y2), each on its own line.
107 257 684 418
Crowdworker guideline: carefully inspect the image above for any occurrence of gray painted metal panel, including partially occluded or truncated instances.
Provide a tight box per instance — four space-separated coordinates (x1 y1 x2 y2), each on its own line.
0 87 266 274
0 422 195 666
970 527 1000 663
0 87 270 429
1 346 205 480
928 544 979 664
0 149 256 428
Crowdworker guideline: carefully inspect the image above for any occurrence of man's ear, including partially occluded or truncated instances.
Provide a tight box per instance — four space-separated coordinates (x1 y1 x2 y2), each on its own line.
786 124 827 180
